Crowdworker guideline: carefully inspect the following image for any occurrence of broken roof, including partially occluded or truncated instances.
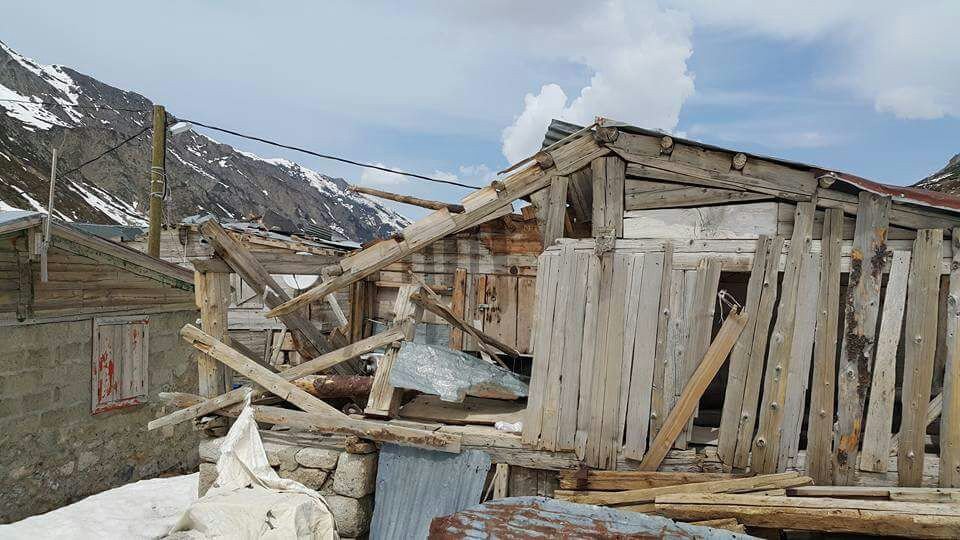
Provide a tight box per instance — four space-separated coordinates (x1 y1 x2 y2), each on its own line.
543 118 960 215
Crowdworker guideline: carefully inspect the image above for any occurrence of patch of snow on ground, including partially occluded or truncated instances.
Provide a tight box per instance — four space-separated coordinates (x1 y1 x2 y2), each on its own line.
9 184 47 212
0 42 84 125
0 83 69 130
65 178 147 226
0 473 198 540
0 198 20 211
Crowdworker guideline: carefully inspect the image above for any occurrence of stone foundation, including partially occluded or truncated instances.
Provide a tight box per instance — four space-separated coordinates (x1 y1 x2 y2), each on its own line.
199 430 377 538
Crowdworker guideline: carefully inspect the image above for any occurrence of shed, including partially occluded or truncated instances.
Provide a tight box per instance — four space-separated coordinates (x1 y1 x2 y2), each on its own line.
0 210 200 522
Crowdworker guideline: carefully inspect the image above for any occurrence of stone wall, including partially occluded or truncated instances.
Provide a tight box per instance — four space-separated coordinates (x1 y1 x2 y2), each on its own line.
0 309 201 523
199 431 377 538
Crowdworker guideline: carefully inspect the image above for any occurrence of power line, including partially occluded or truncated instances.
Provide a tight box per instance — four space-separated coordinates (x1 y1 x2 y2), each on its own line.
178 118 483 190
0 98 148 113
59 125 152 177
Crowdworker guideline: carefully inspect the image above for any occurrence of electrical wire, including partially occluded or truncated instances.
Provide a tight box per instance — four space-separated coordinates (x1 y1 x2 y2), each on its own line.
177 118 483 190
59 125 151 177
0 98 148 113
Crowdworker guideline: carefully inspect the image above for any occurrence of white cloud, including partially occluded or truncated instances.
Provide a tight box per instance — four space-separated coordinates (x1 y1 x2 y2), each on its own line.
500 0 695 163
359 162 408 185
675 0 960 120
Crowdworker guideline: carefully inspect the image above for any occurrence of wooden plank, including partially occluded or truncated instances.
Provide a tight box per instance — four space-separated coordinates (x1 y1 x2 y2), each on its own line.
647 244 673 444
365 283 421 417
195 270 230 397
265 165 553 318
399 395 524 426
680 259 721 443
575 253 602 459
900 229 944 486
410 291 518 361
523 252 558 445
943 228 960 487
717 235 770 469
543 174 569 247
448 268 468 350
482 275 519 351
593 252 630 468
860 251 911 472
623 203 779 240
180 324 342 416
751 202 815 474
557 472 808 507
557 471 739 491
778 250 821 469
557 250 590 450
624 179 770 210
591 156 625 237
639 308 748 471
623 252 664 461
148 326 406 430
805 207 843 484
617 253 645 447
657 268 688 448
348 184 465 212
834 192 891 485
654 493 960 538
540 244 575 451
516 276 536 354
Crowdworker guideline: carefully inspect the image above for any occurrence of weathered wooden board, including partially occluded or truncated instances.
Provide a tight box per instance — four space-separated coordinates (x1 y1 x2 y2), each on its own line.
622 202 779 240
834 193 891 485
805 208 843 484
859 251 911 473
900 229 944 486
943 228 960 487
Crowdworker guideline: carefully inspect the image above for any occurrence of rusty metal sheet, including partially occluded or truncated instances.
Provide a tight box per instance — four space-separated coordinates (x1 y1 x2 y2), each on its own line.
429 496 757 539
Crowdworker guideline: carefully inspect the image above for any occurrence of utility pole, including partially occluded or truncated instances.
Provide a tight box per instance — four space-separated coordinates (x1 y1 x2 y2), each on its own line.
147 104 166 258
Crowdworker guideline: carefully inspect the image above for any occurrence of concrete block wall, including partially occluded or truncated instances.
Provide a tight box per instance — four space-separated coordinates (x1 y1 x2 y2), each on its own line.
0 310 201 523
199 431 377 538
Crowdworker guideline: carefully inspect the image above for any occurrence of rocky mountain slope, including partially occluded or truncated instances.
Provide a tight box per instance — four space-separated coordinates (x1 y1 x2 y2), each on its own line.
0 41 408 241
915 153 960 195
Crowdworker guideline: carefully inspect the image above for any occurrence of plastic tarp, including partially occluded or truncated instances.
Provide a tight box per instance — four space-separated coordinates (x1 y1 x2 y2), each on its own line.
168 397 336 539
389 341 528 402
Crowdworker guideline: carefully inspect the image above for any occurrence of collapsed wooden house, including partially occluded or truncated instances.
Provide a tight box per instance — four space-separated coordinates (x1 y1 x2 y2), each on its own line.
155 118 960 537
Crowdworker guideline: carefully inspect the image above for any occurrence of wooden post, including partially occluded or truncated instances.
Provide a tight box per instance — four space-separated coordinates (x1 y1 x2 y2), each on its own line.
147 104 166 258
41 148 57 282
941 228 960 487
195 270 230 397
542 175 570 247
364 283 421 417
591 156 625 237
899 229 943 486
834 193 890 485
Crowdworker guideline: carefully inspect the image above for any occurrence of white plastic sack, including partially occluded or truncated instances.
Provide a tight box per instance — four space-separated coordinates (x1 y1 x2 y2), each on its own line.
168 396 337 539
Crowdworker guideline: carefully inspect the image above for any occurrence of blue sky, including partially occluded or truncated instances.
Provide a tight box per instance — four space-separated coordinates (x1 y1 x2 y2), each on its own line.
2 1 958 221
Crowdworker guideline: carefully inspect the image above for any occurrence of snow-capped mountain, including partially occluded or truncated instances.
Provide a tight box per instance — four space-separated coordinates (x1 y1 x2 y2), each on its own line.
0 41 409 241
915 154 960 196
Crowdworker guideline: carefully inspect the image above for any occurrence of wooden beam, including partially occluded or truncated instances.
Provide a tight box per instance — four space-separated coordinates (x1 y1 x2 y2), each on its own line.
542 174 569 247
148 325 406 430
194 270 230 397
349 184 465 213
365 283 421 417
900 229 944 486
833 192 891 484
591 156 625 237
180 324 343 417
197 219 332 361
264 165 554 318
557 471 740 491
410 292 520 361
639 308 748 471
943 227 960 487
806 207 843 484
448 268 468 350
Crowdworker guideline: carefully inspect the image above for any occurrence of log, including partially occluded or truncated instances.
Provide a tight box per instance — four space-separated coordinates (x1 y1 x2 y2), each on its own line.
292 374 372 398
349 184 465 213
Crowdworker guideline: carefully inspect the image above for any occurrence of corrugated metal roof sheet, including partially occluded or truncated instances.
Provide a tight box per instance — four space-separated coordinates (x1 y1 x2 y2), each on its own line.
541 118 960 215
